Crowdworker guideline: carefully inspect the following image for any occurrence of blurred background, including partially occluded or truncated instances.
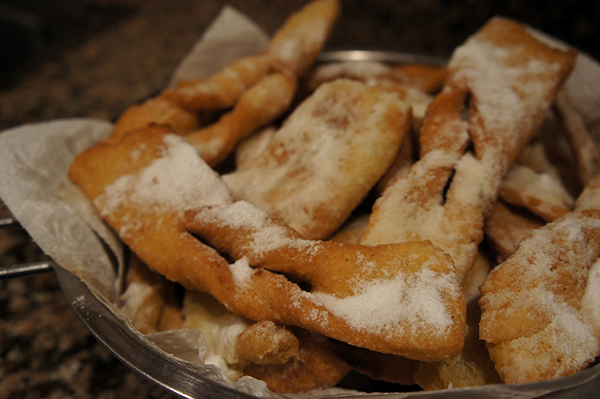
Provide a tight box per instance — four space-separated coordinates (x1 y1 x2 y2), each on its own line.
0 0 599 398
0 0 599 131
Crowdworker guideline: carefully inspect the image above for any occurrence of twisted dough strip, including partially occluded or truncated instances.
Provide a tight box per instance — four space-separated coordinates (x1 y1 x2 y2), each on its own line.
479 174 600 383
109 0 340 164
359 17 577 282
69 124 466 361
163 54 274 112
163 0 340 111
186 72 297 167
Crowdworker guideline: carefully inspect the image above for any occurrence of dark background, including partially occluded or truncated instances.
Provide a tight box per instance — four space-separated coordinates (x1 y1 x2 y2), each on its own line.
0 0 598 131
0 1 599 397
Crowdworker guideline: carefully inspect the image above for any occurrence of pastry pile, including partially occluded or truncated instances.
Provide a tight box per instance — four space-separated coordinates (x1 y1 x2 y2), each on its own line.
68 0 600 393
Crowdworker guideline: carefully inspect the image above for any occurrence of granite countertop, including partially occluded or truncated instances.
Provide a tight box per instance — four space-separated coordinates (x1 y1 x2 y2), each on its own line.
1 1 599 398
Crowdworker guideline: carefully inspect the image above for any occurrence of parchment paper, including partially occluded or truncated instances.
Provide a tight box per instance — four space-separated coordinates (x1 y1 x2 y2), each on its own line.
1 5 600 399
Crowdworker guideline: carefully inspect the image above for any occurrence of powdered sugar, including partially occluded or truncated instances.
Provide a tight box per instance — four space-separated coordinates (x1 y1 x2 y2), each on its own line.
310 268 459 336
96 134 231 217
450 36 559 137
228 256 254 287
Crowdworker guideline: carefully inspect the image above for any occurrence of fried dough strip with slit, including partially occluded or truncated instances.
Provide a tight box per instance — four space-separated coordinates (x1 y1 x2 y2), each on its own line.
223 79 411 240
69 124 466 361
360 17 577 282
479 174 600 383
186 72 297 167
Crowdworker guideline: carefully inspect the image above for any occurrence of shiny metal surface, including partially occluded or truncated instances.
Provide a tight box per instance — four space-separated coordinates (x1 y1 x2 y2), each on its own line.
0 260 53 279
54 265 257 399
318 50 446 66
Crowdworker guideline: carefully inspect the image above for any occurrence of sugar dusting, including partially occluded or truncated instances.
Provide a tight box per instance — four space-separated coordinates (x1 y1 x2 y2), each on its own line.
98 133 460 340
310 268 459 336
450 35 560 138
481 212 600 378
96 134 231 217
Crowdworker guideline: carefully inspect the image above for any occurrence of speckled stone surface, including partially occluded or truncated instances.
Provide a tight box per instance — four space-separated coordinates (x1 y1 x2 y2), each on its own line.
1 1 599 398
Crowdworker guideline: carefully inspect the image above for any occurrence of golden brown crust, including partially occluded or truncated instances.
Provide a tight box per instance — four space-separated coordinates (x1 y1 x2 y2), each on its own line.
391 64 448 94
360 17 577 282
69 125 466 361
186 72 297 167
479 175 600 383
110 96 200 144
223 78 412 240
162 53 274 112
235 321 299 365
244 330 351 393
498 165 574 222
266 0 341 77
553 86 600 187
484 200 545 262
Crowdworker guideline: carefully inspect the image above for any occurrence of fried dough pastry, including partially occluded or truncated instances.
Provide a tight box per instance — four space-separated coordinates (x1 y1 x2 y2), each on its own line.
414 252 500 390
244 330 351 393
110 96 200 144
120 255 183 334
306 61 434 124
163 54 274 112
162 0 340 113
499 164 574 222
484 200 545 262
516 140 565 182
223 79 412 240
69 124 466 361
391 63 448 94
235 320 299 366
183 290 350 392
266 0 341 77
109 0 340 164
553 86 600 187
186 72 297 167
359 17 577 282
479 174 600 383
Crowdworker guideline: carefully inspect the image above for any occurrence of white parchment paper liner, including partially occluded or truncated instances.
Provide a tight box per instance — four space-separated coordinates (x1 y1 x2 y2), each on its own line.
1 6 600 399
